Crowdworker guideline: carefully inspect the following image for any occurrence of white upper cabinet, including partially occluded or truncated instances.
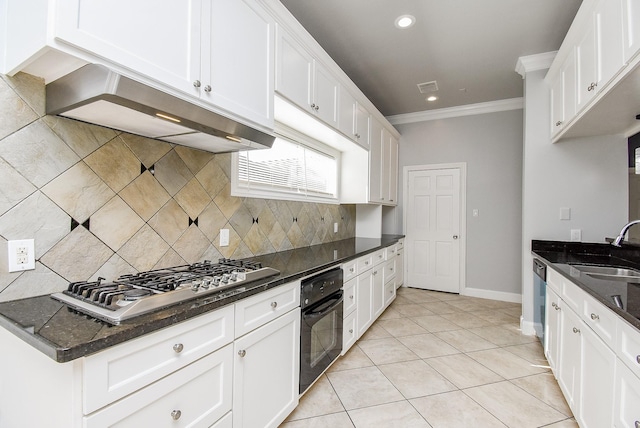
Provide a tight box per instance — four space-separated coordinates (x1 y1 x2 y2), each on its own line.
354 102 370 148
550 47 577 137
623 0 640 62
9 0 275 129
576 13 599 112
368 118 383 203
338 89 356 141
275 26 338 127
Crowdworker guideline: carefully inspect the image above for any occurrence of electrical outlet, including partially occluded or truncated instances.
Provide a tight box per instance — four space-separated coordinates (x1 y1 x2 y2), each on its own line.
334 222 338 233
7 239 35 272
219 229 229 247
570 229 582 242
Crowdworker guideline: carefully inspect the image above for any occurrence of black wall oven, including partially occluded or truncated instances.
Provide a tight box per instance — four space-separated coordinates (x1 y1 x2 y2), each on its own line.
299 267 343 394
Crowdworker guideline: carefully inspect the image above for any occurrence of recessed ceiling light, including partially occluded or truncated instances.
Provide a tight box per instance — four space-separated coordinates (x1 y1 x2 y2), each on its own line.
426 95 438 102
395 15 415 29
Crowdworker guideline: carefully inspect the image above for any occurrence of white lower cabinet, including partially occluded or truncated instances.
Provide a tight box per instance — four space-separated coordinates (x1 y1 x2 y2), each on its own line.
545 267 624 428
342 310 358 355
85 344 233 428
356 268 374 337
614 359 640 428
233 307 300 428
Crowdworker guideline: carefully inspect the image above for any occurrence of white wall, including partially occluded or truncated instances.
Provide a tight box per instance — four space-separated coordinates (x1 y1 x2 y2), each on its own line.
520 69 628 334
393 110 524 299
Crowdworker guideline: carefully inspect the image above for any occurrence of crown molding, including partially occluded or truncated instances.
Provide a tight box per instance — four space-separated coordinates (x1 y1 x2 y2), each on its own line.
515 51 557 77
386 97 523 125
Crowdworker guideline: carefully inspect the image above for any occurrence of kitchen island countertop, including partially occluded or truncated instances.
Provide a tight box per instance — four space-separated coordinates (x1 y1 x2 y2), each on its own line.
0 235 403 363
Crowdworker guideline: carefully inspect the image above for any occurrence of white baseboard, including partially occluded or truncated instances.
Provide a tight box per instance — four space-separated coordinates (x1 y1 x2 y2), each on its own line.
461 287 522 304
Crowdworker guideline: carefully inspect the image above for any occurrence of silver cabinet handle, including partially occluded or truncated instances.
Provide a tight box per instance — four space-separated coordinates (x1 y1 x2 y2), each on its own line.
590 313 599 320
271 301 278 309
635 420 639 428
453 235 458 239
193 80 201 88
355 133 361 139
587 82 597 91
365 261 369 265
555 121 562 127
349 295 354 300
204 85 212 93
349 329 353 334
373 270 378 275
636 355 640 365
350 267 354 273
572 327 580 334
314 105 319 111
238 349 246 357
173 343 184 353
310 103 316 109
171 410 182 420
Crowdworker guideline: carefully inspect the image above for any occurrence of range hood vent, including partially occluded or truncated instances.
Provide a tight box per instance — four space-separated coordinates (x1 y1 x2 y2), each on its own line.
46 64 275 153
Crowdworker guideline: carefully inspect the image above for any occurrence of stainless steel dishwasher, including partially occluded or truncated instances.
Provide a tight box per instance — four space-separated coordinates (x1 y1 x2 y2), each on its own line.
533 258 547 343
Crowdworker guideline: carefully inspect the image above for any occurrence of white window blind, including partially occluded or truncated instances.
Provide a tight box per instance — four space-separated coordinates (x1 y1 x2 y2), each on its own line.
235 137 337 201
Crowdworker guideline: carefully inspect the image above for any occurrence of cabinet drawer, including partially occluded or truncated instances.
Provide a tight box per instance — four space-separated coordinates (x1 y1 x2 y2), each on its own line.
83 305 234 414
617 318 640 379
342 260 357 282
358 254 374 272
383 259 396 284
84 344 233 427
343 278 357 315
396 239 404 250
384 279 396 307
373 249 386 266
234 280 300 338
386 244 398 259
342 310 357 355
561 273 584 314
581 291 617 348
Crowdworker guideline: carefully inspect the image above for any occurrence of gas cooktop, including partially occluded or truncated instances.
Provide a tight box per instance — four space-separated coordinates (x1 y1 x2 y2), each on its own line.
51 259 280 325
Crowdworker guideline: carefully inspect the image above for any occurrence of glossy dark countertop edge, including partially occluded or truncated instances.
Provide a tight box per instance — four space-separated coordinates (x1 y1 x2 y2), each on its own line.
532 240 640 331
0 235 404 363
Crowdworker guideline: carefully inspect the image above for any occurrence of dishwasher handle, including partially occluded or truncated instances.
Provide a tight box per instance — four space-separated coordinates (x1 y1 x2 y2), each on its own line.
533 259 547 282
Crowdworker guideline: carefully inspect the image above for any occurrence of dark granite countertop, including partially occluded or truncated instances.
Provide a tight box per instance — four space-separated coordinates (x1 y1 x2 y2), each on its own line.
0 235 404 363
532 240 640 331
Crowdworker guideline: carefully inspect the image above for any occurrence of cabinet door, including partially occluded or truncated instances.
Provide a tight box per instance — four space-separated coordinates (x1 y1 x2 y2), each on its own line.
381 131 392 203
623 0 640 62
55 0 202 95
578 324 616 428
396 248 404 288
388 136 399 205
558 304 582 412
354 102 370 149
313 61 339 127
545 288 562 373
356 270 374 337
596 0 625 85
275 26 313 113
368 118 383 203
206 0 274 128
342 310 358 355
613 359 640 428
550 71 565 137
372 266 384 319
338 88 356 139
343 278 357 315
233 308 300 428
576 14 599 112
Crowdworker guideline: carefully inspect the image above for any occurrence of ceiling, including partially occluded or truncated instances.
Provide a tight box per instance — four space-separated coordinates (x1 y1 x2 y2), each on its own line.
280 0 583 117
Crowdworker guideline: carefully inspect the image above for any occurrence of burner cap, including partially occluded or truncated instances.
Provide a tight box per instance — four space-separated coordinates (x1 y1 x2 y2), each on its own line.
122 289 152 301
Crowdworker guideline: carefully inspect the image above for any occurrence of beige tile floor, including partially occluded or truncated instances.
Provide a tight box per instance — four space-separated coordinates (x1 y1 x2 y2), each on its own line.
281 286 578 428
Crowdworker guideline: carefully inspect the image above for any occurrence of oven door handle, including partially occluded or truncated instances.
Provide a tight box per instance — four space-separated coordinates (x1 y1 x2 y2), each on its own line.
305 292 343 319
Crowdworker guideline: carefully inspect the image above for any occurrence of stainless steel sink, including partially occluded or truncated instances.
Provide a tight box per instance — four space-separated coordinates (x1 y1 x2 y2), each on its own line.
572 265 640 281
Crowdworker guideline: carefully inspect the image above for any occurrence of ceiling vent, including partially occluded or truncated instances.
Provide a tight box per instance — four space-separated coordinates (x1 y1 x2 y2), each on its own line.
417 80 439 94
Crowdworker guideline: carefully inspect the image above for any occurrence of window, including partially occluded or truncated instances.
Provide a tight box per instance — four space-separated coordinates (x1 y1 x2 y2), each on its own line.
231 133 339 203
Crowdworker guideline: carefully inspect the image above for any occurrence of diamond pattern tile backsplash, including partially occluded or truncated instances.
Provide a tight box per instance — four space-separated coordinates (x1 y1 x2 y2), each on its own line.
0 73 356 302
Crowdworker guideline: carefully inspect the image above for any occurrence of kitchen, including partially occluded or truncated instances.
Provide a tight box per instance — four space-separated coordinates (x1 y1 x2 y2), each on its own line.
0 0 639 427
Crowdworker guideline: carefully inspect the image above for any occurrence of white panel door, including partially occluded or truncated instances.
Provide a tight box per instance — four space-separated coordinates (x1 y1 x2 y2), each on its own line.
406 167 461 293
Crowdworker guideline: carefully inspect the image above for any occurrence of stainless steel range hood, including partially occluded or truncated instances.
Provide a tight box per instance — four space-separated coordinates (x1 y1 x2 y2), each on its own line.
46 64 275 153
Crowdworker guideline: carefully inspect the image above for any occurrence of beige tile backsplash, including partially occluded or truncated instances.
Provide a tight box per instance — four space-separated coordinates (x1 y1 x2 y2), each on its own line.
0 73 356 302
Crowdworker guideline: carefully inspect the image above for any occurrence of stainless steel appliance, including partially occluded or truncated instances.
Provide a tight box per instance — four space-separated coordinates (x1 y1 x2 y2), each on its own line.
533 258 547 343
46 64 275 153
299 267 343 394
51 259 279 325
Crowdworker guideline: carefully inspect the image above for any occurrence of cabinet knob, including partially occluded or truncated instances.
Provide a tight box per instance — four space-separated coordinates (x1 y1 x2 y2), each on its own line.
310 103 316 109
355 133 361 139
173 343 184 353
636 355 640 365
350 295 354 300
373 270 378 275
171 410 182 420
587 82 597 91
193 80 201 88
555 121 562 127
314 105 319 111
349 329 354 334
453 235 458 240
590 313 599 321
271 301 278 309
238 349 246 357
572 327 580 334
204 85 212 93
635 421 639 428
350 267 354 273
365 261 369 265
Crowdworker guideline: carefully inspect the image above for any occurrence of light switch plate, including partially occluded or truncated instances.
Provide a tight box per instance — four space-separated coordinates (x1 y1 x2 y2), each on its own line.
219 229 229 247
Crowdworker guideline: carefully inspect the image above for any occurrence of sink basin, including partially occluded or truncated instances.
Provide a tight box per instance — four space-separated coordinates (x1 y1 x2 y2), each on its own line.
571 265 640 281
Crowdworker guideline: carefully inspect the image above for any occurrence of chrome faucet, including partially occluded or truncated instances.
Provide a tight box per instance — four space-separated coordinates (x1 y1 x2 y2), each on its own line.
612 220 640 246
